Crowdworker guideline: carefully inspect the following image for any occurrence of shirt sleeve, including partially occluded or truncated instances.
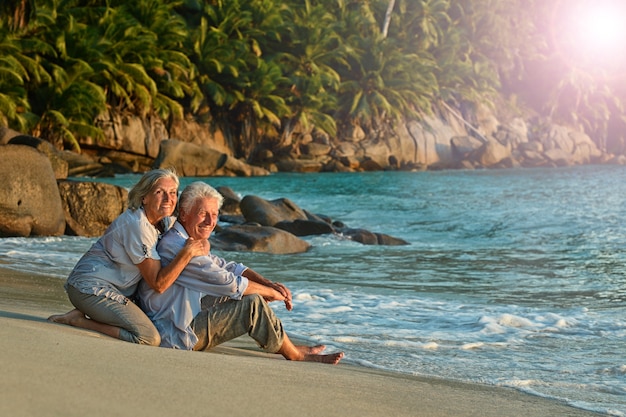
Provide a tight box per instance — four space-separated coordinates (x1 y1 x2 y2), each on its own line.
123 214 161 264
174 254 248 299
157 227 248 299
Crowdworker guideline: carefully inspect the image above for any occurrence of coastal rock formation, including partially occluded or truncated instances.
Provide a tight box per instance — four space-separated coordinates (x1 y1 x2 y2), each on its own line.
0 145 66 237
239 196 308 226
0 143 407 249
153 139 269 177
4 97 620 178
153 139 227 176
58 181 128 237
8 135 69 179
0 126 21 144
233 193 408 246
335 226 409 246
215 186 242 215
210 225 311 254
274 218 334 236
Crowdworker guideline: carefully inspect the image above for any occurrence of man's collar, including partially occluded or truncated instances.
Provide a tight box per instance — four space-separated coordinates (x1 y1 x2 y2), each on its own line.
173 221 189 239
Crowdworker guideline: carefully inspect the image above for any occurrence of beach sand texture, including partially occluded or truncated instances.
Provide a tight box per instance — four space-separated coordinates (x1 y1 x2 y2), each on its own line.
0 269 600 417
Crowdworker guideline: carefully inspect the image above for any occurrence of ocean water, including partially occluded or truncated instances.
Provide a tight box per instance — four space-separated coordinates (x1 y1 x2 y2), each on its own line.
1 166 625 415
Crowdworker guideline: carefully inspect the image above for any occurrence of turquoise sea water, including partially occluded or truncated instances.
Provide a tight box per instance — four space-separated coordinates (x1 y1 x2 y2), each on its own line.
1 166 625 415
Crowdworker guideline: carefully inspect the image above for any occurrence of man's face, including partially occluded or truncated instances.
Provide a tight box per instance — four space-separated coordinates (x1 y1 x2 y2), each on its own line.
181 197 220 240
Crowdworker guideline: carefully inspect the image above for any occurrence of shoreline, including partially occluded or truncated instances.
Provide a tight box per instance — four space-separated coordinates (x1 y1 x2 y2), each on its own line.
0 268 601 417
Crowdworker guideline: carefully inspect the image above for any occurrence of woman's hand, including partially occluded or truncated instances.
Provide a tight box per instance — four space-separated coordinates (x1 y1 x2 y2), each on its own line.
183 237 210 257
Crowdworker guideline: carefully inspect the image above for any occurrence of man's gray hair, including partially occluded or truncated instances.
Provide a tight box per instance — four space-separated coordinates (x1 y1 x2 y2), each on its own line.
128 168 179 210
179 181 224 215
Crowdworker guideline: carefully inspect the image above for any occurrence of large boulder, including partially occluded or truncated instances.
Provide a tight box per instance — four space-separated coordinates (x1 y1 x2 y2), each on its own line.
210 225 310 254
154 139 270 177
216 186 242 215
274 218 335 236
334 225 409 246
216 154 271 177
90 112 166 158
8 135 69 179
240 195 308 226
0 145 65 237
58 181 128 237
0 127 22 145
471 138 512 167
451 136 483 162
153 139 227 176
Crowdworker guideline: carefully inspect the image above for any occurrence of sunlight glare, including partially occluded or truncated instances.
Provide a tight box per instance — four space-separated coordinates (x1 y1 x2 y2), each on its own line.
555 0 626 72
576 4 625 55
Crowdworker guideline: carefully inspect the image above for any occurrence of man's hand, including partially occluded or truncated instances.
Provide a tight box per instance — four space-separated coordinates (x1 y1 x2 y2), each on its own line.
272 282 293 311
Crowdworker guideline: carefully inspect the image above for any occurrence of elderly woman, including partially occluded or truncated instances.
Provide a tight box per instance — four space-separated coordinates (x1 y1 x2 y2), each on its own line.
48 169 208 345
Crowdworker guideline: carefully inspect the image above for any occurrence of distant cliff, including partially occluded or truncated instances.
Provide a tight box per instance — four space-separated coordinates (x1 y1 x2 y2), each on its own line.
3 99 623 178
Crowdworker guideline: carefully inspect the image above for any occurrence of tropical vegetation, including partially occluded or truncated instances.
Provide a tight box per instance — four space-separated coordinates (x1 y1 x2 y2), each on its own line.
1 0 624 159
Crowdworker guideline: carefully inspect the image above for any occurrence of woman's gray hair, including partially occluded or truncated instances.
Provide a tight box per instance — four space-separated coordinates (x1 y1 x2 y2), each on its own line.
127 168 179 210
178 181 224 216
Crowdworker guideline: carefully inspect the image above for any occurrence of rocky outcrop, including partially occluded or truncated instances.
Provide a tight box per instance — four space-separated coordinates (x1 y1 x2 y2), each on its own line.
153 139 269 177
263 109 613 172
239 196 308 226
233 193 408 246
58 181 128 237
215 186 242 215
0 143 405 250
0 145 66 237
6 97 619 177
0 127 22 145
210 225 311 254
153 139 228 176
91 112 166 158
8 135 69 179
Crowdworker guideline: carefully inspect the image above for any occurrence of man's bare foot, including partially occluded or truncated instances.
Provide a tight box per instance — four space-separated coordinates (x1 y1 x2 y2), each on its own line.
48 309 88 327
295 344 326 355
303 351 344 365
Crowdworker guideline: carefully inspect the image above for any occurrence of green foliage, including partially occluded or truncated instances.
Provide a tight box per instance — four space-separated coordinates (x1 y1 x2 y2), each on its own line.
0 0 622 155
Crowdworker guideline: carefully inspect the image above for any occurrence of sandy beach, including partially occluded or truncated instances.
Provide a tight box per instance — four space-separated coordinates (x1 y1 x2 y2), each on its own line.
0 268 600 417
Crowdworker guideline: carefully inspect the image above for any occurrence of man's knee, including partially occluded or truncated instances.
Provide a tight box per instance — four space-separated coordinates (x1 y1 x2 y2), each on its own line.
244 294 273 315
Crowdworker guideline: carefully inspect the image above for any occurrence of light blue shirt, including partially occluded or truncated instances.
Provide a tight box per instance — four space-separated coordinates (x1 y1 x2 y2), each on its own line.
138 222 249 349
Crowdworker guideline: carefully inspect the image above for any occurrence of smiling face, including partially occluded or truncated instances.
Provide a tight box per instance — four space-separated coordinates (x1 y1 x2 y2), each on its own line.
179 196 220 240
142 177 178 225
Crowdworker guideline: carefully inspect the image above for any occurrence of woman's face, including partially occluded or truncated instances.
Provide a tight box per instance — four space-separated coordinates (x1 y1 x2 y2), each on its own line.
142 177 178 225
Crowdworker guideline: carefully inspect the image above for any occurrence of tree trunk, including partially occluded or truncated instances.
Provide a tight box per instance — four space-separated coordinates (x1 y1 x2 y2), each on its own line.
382 0 396 38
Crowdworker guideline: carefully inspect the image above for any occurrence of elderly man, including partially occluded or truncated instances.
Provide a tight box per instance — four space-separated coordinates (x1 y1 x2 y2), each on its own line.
138 181 343 364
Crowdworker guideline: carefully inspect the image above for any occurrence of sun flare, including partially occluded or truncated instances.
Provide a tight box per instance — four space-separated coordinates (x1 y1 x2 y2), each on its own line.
554 0 626 71
576 4 625 54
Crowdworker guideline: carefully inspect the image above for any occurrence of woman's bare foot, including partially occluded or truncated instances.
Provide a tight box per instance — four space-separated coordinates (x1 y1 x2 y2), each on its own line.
48 309 122 340
302 351 344 365
48 309 88 327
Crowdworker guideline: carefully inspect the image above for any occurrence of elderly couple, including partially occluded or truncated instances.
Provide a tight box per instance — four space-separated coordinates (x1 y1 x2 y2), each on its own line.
49 169 343 365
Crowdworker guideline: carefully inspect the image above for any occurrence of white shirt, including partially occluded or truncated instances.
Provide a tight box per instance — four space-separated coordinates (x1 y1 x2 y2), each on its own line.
66 208 172 304
138 222 249 349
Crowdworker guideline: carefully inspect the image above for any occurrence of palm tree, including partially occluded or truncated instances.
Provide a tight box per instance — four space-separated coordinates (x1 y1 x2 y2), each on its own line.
1 0 36 32
111 0 197 122
0 29 31 130
189 0 290 160
337 34 436 134
272 0 345 145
